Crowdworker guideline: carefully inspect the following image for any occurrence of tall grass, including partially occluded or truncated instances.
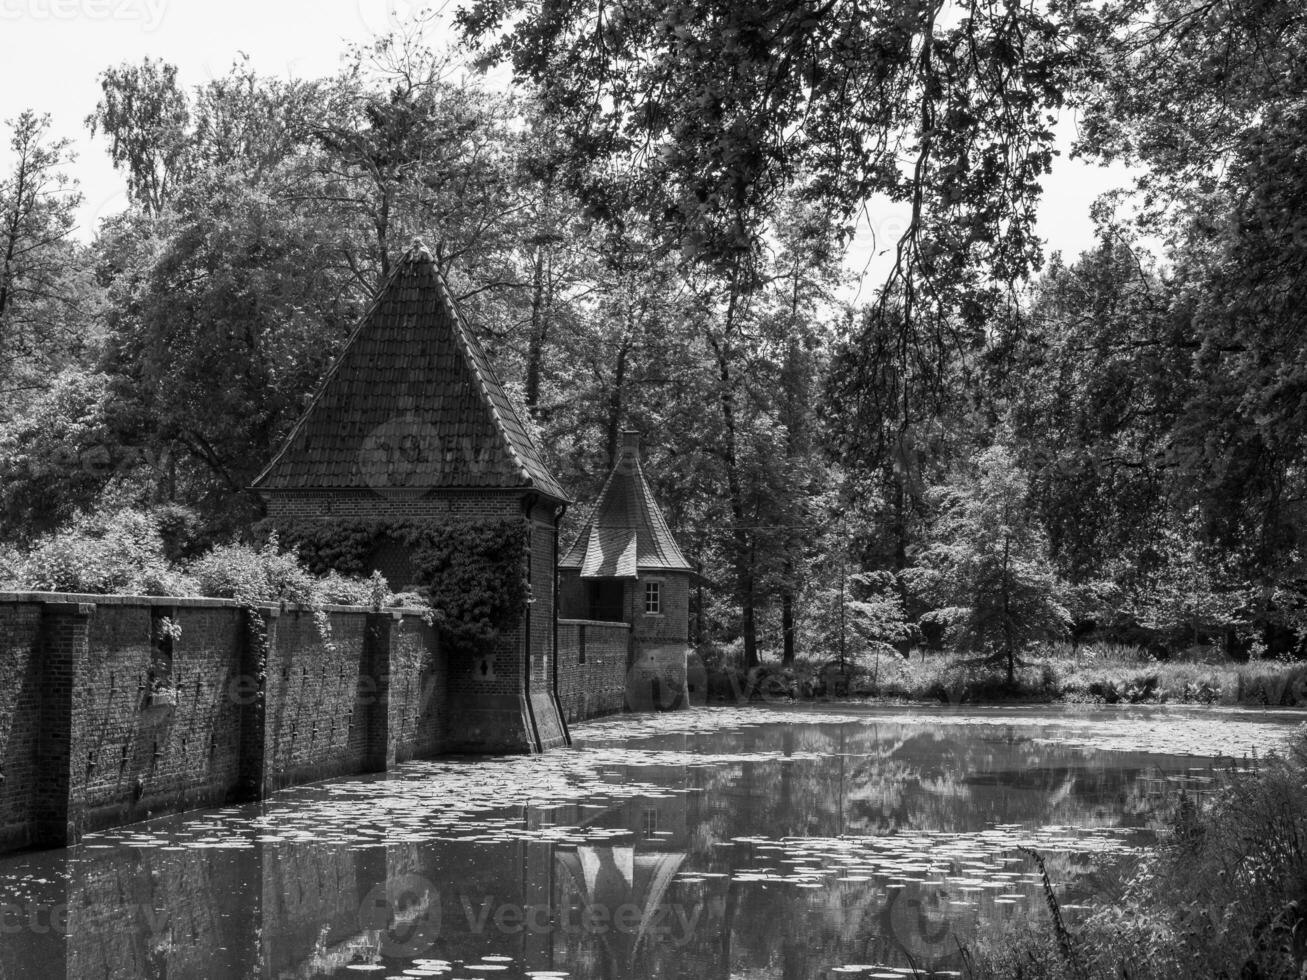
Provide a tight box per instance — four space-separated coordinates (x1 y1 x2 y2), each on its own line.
966 728 1307 979
709 643 1307 706
856 642 1307 706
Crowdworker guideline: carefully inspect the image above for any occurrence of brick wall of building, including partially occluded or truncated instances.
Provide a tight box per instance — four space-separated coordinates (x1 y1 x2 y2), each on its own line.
0 593 446 853
434 499 531 753
556 619 630 723
33 602 90 848
0 601 47 851
71 601 250 841
385 615 445 764
632 571 690 647
266 491 568 756
262 608 378 790
557 570 690 649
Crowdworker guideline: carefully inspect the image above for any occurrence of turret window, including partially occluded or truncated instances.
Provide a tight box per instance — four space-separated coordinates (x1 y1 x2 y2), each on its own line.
644 581 662 615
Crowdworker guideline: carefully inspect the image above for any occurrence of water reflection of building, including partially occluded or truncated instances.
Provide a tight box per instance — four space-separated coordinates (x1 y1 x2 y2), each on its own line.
558 431 695 712
554 847 686 975
6 773 697 978
1 727 1237 980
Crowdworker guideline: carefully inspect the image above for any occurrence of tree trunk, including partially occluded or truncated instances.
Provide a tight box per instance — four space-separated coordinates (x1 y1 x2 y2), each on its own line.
716 348 757 668
706 282 758 667
781 569 796 665
737 550 759 669
0 144 30 360
603 344 628 468
374 188 392 290
525 243 549 417
1002 531 1015 685
893 478 908 572
695 560 707 648
779 323 802 668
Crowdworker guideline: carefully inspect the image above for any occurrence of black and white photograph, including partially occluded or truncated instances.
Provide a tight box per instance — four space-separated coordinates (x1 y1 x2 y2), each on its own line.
0 1 1304 977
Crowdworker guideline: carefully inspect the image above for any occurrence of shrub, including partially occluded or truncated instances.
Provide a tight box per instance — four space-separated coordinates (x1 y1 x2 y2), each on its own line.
315 569 383 606
188 535 319 604
316 569 426 609
152 503 211 563
1070 731 1307 979
6 508 194 596
0 509 428 630
0 543 23 589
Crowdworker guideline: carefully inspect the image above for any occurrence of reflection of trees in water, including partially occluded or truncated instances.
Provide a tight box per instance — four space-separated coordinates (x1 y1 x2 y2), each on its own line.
658 842 1132 978
629 719 1205 978
16 717 1225 980
678 722 1206 851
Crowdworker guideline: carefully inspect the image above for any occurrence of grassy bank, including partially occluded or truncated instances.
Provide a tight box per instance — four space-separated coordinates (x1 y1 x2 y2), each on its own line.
708 643 1307 707
873 647 1307 706
964 728 1307 979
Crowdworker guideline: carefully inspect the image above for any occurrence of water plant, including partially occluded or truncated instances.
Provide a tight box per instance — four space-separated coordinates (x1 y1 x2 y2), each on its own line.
967 727 1307 979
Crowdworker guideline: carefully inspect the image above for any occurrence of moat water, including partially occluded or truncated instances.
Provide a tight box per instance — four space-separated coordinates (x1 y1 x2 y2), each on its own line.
0 703 1302 979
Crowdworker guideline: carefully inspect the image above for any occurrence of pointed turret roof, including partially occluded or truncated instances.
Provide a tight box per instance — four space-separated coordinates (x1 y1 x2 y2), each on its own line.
559 431 692 578
253 243 568 502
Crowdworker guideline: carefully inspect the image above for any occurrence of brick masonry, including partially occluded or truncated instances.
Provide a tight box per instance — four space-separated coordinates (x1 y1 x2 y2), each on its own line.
264 491 570 755
0 601 48 852
555 619 631 723
0 593 445 853
558 569 690 649
0 575 634 853
558 569 693 712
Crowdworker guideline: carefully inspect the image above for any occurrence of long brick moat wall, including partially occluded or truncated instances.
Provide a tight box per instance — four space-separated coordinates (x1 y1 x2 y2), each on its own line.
555 619 631 723
0 593 454 854
0 593 664 856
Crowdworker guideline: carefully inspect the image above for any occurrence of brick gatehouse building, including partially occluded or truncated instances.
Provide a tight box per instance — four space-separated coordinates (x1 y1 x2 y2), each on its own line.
253 242 573 754
253 242 694 746
558 431 694 710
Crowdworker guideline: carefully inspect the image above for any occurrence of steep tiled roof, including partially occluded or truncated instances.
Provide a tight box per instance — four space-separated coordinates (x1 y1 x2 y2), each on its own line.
560 432 692 578
253 244 568 502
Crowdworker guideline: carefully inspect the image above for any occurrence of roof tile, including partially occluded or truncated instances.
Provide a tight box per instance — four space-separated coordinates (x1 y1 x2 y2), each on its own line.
253 245 569 502
560 432 692 578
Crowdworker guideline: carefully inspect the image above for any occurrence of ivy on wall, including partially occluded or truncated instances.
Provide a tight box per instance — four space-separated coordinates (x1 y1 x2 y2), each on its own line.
258 518 528 653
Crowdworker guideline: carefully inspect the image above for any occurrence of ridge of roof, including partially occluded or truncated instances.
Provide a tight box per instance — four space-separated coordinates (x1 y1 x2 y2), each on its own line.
430 261 568 502
252 243 569 502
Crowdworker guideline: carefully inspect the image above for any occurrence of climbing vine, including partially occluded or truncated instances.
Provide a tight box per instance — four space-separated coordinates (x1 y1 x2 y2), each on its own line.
242 605 270 702
261 518 528 653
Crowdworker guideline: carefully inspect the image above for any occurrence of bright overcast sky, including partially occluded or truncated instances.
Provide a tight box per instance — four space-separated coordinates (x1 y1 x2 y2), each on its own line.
0 0 1138 291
